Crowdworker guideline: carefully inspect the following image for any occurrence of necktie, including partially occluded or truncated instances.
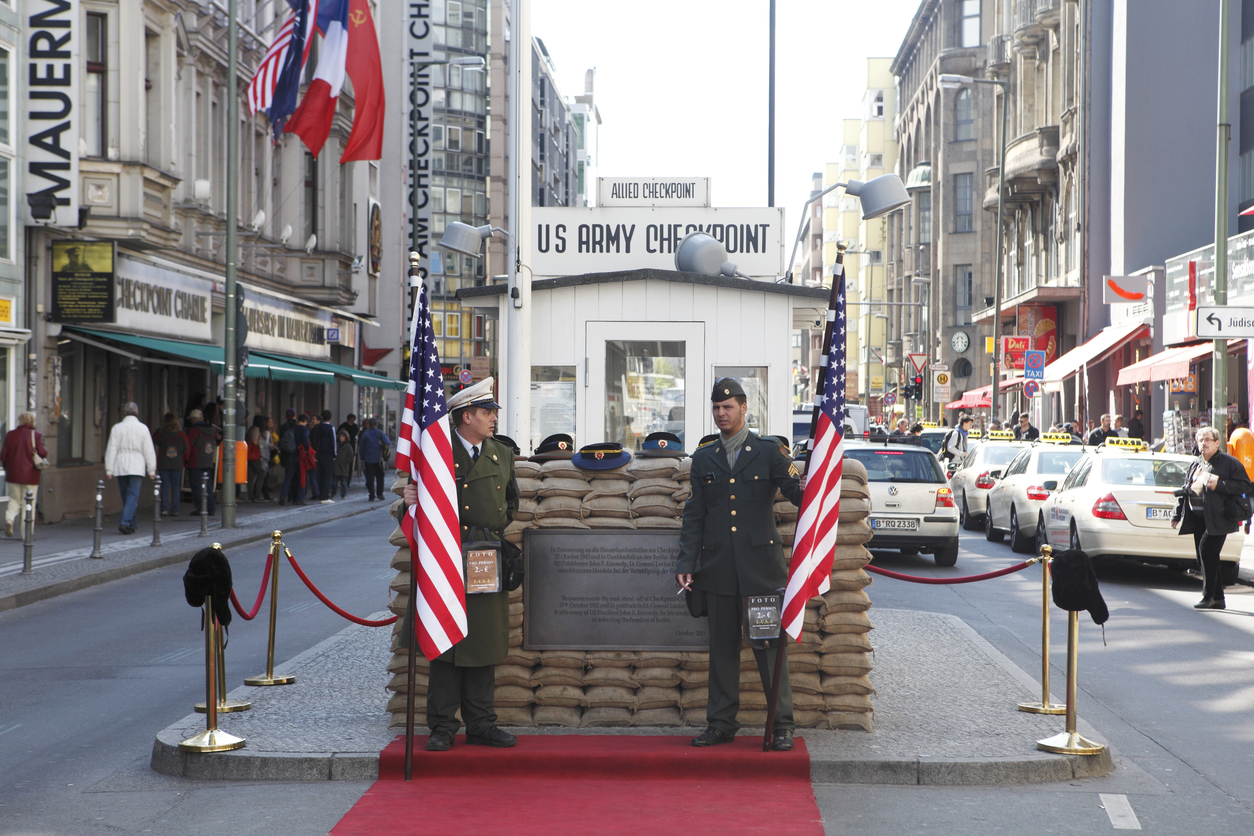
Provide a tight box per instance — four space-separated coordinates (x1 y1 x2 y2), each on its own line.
472 446 480 463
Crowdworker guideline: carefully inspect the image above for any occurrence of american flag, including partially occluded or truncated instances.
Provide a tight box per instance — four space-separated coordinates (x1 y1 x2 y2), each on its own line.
395 279 466 660
781 265 848 639
247 0 319 134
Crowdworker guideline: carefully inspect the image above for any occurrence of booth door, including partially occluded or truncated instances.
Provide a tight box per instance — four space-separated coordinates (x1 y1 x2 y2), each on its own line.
583 322 705 452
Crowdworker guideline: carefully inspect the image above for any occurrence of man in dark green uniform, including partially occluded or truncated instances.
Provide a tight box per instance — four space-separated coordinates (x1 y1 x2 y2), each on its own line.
403 377 519 751
676 379 803 750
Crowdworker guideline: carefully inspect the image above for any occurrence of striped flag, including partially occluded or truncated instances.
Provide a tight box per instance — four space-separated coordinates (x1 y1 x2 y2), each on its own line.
395 280 466 660
781 266 848 640
246 10 298 115
284 0 350 157
253 0 320 139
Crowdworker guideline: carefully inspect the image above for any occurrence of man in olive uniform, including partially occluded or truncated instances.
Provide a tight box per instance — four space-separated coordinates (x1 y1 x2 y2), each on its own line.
676 378 804 750
402 377 519 751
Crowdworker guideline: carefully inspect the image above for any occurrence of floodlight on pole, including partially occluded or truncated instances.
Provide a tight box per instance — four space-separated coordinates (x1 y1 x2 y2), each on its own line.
783 173 910 281
674 232 750 279
438 222 510 258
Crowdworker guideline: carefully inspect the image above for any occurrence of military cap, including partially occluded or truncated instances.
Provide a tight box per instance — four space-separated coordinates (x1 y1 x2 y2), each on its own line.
711 377 746 402
447 376 501 412
638 431 686 459
572 442 632 470
696 433 720 450
493 434 521 456
529 433 576 462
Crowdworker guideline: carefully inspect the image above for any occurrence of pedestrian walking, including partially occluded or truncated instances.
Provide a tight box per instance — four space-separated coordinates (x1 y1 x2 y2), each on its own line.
1172 426 1253 610
184 408 221 516
277 409 307 506
1013 413 1040 441
105 403 158 534
942 416 972 463
305 413 322 500
676 378 803 751
313 409 338 504
335 430 353 498
338 413 360 485
247 415 271 502
153 413 189 515
1127 409 1146 441
1087 414 1118 446
358 418 391 501
0 412 48 537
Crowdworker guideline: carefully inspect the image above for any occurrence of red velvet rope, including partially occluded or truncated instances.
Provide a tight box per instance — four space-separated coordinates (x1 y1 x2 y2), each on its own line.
229 552 274 620
864 560 1033 584
285 550 399 627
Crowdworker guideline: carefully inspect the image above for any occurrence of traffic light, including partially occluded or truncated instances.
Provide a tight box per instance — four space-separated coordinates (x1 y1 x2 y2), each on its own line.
912 375 923 400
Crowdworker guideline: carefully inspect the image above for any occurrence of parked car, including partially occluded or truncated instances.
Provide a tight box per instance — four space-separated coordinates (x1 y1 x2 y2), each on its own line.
984 437 1087 552
949 435 1031 530
844 440 960 566
1036 438 1244 583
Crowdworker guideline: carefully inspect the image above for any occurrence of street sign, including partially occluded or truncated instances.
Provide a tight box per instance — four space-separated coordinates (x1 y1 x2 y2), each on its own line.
933 370 950 388
883 391 897 405
459 368 474 385
908 353 928 375
934 385 951 402
1024 380 1040 398
1102 275 1149 305
1023 349 1046 379
930 363 949 371
1196 306 1254 339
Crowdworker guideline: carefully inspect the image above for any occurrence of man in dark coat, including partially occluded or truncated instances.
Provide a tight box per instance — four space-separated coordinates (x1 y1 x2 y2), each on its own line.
402 377 518 751
278 410 310 506
1126 409 1145 441
312 410 338 503
676 378 803 751
1087 414 1118 446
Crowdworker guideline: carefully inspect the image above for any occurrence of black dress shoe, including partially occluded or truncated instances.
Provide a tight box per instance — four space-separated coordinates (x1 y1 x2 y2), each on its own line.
425 730 454 752
1202 598 1227 610
771 729 794 751
691 726 735 747
1194 598 1214 609
465 726 517 747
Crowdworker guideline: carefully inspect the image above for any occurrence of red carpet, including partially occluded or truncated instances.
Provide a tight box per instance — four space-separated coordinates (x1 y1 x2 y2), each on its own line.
331 734 824 835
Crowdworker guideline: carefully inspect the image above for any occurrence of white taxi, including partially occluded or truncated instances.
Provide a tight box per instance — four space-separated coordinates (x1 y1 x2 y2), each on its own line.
844 439 961 566
948 431 1029 530
1036 438 1244 582
984 433 1087 553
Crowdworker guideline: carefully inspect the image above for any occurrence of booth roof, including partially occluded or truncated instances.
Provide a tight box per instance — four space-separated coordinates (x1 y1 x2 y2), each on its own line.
456 268 832 302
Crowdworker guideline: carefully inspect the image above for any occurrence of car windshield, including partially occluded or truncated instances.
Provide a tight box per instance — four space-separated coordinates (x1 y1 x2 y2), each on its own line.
1099 457 1190 487
1034 450 1083 475
846 449 946 484
981 445 1022 466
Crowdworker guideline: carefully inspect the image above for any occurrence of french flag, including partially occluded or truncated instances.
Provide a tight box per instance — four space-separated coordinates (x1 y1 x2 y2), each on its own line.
285 0 349 158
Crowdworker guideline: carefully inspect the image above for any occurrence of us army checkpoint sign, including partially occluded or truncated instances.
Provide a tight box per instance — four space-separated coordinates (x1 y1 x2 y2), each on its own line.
1196 306 1254 339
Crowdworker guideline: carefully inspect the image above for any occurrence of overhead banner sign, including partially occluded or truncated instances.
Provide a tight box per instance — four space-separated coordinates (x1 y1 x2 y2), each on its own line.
597 177 711 208
243 293 334 359
114 257 213 341
531 207 786 278
26 0 80 226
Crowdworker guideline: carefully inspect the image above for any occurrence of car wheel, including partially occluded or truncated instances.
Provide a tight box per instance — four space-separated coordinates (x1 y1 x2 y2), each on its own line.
1009 506 1033 554
933 540 959 567
1220 560 1241 587
1034 514 1049 555
1069 524 1082 553
961 493 980 532
985 506 1005 543
899 547 920 556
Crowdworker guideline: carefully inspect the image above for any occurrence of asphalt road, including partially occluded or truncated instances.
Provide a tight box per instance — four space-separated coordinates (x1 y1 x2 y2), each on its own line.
0 504 398 836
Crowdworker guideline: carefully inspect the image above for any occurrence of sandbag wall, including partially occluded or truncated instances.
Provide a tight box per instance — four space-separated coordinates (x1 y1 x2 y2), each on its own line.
383 456 876 731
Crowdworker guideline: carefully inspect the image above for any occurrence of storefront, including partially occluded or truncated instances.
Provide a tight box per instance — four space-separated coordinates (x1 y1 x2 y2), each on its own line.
1040 320 1151 433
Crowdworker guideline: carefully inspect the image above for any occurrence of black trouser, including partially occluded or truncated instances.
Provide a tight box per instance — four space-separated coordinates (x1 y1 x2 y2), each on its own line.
705 591 793 734
364 461 385 498
317 455 336 500
1192 526 1228 602
427 658 498 736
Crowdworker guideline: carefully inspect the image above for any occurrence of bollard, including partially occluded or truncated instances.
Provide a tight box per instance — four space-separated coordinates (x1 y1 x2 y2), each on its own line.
151 476 162 547
89 480 104 559
199 472 210 537
1037 609 1106 756
196 550 252 714
178 594 246 753
21 489 34 575
1018 544 1065 715
244 531 296 686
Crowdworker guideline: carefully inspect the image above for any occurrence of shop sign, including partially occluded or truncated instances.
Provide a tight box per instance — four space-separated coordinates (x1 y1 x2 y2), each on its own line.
243 292 333 359
1169 375 1197 394
25 0 79 226
531 207 785 278
405 3 434 319
51 241 115 324
597 177 711 208
870 375 883 391
0 296 14 327
112 257 213 340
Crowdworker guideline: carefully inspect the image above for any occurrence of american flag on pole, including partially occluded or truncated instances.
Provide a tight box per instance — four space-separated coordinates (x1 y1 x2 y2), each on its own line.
781 266 848 640
395 279 466 660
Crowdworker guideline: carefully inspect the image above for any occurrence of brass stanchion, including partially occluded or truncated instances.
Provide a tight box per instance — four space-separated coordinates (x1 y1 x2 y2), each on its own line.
1019 544 1065 714
1037 609 1106 755
89 480 104 559
178 594 246 752
199 472 210 538
21 489 34 575
196 630 252 713
151 476 162 547
244 531 296 686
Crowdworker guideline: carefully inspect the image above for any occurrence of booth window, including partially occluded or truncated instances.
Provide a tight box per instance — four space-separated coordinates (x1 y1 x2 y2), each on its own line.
713 366 768 434
605 342 685 450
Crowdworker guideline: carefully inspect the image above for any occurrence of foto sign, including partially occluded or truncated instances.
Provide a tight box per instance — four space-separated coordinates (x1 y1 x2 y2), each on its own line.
1196 306 1254 339
597 177 710 207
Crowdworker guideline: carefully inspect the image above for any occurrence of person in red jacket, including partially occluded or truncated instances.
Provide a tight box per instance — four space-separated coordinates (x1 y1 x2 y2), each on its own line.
0 412 49 537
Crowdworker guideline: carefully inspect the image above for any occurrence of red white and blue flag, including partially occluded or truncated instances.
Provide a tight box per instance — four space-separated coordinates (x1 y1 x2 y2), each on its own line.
781 266 848 640
395 280 466 660
285 0 350 157
249 0 319 139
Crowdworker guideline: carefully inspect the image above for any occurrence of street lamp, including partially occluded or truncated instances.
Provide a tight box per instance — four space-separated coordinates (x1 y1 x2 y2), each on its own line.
783 173 910 282
940 73 1009 426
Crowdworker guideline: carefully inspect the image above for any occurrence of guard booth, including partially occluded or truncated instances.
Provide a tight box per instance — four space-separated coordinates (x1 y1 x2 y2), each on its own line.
458 268 829 454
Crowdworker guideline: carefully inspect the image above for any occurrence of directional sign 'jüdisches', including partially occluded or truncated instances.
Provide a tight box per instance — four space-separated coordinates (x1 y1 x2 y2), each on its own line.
1196 306 1254 339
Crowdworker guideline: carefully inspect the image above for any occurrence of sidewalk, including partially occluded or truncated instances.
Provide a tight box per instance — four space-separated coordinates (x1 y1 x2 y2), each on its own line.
0 490 386 613
150 607 1115 786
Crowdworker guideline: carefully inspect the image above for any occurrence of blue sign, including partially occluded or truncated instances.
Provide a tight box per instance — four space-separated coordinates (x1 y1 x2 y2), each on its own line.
1023 349 1045 380
1024 380 1040 398
326 327 341 343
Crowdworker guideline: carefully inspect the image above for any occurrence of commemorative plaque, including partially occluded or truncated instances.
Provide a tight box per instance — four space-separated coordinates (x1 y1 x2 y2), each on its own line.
523 530 707 651
51 241 116 324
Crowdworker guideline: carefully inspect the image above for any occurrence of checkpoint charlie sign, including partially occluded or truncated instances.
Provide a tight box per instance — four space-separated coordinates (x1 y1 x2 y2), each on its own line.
597 177 711 207
531 206 786 278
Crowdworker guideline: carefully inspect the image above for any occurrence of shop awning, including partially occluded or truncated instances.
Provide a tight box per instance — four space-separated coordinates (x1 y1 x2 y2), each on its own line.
1042 321 1150 384
250 352 407 390
943 376 1024 411
1115 344 1197 386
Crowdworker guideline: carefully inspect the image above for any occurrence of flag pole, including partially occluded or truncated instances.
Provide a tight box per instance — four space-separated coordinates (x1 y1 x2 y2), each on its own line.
403 251 423 781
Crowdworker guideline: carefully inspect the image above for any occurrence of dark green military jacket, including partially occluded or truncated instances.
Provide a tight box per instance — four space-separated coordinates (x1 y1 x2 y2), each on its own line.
676 430 802 596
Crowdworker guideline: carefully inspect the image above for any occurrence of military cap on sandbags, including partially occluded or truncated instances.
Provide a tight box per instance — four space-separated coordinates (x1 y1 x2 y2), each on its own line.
493 434 521 456
447 376 501 412
529 433 576 462
571 442 633 471
711 377 746 402
638 431 686 458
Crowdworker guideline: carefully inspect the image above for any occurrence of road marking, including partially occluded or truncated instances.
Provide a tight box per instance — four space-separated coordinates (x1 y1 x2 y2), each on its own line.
282 601 318 613
373 571 394 580
149 646 203 664
1100 794 1141 830
0 723 21 737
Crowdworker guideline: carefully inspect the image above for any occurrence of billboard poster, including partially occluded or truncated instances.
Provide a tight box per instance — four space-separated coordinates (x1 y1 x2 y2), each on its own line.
1016 305 1058 370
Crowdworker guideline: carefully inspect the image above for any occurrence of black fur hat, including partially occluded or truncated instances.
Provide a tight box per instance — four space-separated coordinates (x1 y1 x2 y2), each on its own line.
1050 549 1109 625
183 545 233 628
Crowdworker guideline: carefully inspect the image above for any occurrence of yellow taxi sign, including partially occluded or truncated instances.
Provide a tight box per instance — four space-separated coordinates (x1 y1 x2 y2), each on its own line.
968 429 984 440
1041 432 1074 445
1104 436 1148 451
921 421 939 429
986 430 1016 441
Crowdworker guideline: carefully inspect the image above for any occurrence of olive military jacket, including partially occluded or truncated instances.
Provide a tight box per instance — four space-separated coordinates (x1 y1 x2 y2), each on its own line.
676 430 803 596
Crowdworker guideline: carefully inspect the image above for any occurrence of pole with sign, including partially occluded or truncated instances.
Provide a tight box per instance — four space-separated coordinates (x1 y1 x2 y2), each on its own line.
1023 349 1046 380
1196 306 1254 339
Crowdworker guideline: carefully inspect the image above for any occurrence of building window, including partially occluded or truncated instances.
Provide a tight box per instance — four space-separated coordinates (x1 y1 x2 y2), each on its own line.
917 192 931 245
955 173 973 232
447 126 461 151
85 13 107 157
956 265 973 312
0 46 8 146
961 0 980 49
1046 199 1058 281
1242 149 1254 205
843 144 858 169
304 153 317 241
955 89 974 141
1065 186 1077 273
866 152 883 170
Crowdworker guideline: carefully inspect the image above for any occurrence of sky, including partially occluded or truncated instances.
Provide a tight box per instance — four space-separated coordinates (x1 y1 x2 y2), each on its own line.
531 0 923 229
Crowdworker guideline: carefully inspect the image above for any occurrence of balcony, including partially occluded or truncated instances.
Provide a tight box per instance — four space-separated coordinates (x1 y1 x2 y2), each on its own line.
79 161 182 250
1035 0 1062 28
1014 0 1047 54
982 126 1060 210
987 34 1011 75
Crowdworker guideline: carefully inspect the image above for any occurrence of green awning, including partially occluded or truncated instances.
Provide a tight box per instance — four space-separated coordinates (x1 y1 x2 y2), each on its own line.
250 352 407 390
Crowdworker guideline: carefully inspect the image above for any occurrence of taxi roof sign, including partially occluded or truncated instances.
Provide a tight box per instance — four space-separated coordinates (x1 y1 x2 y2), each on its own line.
986 430 1016 441
968 429 984 439
921 421 939 429
1040 432 1075 445
1103 436 1148 452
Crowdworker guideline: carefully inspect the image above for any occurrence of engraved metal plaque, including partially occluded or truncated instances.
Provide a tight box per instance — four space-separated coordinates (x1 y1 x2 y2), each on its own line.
523 530 708 651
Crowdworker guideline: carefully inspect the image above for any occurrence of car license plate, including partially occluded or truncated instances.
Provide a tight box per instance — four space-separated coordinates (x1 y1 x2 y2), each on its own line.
1145 507 1174 521
871 518 918 531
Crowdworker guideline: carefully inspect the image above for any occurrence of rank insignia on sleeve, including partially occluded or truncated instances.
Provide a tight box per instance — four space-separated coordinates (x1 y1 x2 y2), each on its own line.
789 463 800 478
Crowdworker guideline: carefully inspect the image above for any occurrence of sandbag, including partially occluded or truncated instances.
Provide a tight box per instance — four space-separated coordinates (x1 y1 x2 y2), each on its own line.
827 712 874 732
820 589 872 614
635 516 683 529
631 495 682 517
538 478 593 499
628 478 682 498
819 633 873 654
532 666 585 687
540 650 587 669
828 568 873 591
819 653 874 677
633 667 682 688
790 671 822 695
584 517 639 529
533 705 582 726
679 686 709 710
587 478 632 496
534 495 584 519
534 685 584 707
635 686 681 710
531 517 590 529
835 519 873 545
581 495 633 518
494 685 538 707
631 707 683 727
824 693 874 713
585 650 638 667
626 457 679 479
516 477 542 498
514 498 537 521
539 460 587 480
637 651 684 667
584 666 638 688
583 686 636 709
784 652 821 673
820 674 874 696
494 665 536 688
496 706 534 726
584 464 634 481
677 668 709 688
819 611 874 633
580 707 632 727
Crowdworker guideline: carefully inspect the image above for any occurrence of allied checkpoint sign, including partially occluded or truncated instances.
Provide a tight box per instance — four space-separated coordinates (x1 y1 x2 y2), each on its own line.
531 207 786 278
598 177 711 208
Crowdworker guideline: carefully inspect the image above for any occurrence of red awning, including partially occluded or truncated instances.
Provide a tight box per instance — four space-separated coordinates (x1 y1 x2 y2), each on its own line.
943 377 1023 410
1116 343 1201 386
1149 342 1215 381
1042 321 1150 384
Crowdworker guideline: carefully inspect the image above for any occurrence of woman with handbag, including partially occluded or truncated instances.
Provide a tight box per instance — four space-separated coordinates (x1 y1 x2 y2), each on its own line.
0 412 49 537
1172 426 1253 610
